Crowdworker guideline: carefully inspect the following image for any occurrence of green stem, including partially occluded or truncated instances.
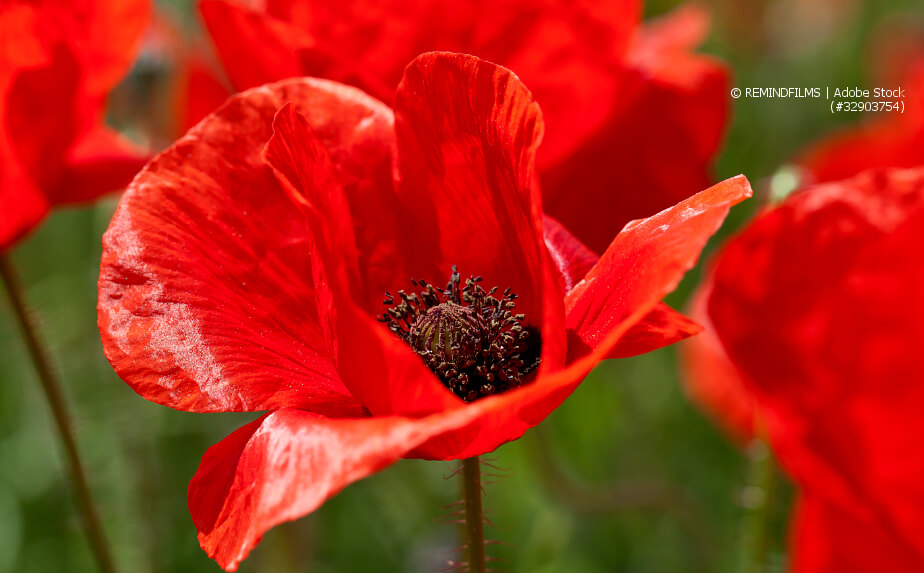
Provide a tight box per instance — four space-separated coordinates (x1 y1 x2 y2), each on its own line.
461 457 486 573
0 254 118 573
738 439 776 573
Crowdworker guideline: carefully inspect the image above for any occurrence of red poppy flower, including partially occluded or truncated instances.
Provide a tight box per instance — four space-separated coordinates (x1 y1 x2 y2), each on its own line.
797 27 924 183
196 0 729 254
98 51 749 570
682 168 924 571
0 0 152 251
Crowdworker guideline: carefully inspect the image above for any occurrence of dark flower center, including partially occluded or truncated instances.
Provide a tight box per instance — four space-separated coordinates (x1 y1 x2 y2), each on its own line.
378 266 540 402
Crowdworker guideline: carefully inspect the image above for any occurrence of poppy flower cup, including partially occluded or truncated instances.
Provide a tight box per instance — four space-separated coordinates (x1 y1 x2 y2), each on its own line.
98 52 751 570
0 0 151 251
682 168 924 571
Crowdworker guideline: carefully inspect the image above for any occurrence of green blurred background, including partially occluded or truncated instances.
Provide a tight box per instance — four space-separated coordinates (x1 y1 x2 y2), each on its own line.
1 0 920 571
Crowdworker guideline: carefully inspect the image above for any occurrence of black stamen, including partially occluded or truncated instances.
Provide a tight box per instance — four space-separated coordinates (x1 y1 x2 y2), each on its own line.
377 267 541 402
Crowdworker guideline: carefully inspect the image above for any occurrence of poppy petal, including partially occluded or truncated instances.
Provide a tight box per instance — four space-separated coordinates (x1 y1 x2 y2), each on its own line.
393 51 550 327
543 214 700 358
394 51 569 397
262 103 461 417
565 175 751 359
99 80 380 415
189 407 482 571
605 303 702 359
543 214 598 292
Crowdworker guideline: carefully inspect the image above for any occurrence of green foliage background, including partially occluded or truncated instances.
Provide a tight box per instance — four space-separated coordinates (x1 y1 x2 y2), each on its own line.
0 0 920 571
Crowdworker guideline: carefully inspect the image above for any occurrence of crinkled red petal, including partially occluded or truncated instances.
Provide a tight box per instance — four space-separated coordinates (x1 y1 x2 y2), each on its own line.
543 214 598 292
393 51 553 327
565 176 751 361
605 303 702 359
544 214 704 358
189 408 483 571
397 50 570 399
99 80 383 415
262 101 459 417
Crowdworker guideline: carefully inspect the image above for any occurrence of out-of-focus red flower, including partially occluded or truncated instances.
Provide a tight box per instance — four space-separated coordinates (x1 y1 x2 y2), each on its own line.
0 0 152 251
196 0 730 254
798 27 924 183
98 52 750 570
682 168 924 571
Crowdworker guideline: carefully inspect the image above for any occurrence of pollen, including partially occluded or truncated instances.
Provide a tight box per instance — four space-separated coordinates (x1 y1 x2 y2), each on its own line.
378 266 540 402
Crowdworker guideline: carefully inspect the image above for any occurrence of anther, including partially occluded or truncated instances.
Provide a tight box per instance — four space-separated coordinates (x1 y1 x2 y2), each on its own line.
377 267 541 402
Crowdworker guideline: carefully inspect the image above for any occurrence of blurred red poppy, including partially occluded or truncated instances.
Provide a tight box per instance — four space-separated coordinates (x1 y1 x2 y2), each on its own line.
682 168 924 571
196 0 730 254
0 0 152 251
98 52 749 570
798 27 924 183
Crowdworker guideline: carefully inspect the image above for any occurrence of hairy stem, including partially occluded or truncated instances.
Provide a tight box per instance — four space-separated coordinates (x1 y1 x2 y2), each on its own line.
0 254 118 573
461 457 486 573
738 439 776 573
